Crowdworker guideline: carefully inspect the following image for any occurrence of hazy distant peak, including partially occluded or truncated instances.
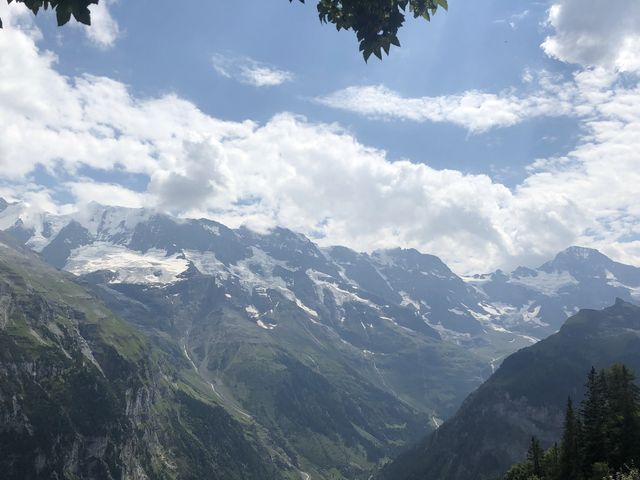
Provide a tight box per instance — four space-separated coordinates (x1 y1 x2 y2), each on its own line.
539 245 610 273
558 245 604 260
372 247 447 269
614 296 630 307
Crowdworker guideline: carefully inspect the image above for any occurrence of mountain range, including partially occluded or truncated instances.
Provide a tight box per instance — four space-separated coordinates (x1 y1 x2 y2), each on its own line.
1 198 640 478
379 299 640 480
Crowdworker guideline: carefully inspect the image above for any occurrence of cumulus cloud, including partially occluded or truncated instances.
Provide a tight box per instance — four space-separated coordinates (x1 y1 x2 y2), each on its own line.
212 53 294 87
0 1 38 32
66 180 148 208
319 2 640 132
542 0 640 72
1 17 639 274
316 75 577 133
0 0 119 48
149 140 231 211
83 0 121 48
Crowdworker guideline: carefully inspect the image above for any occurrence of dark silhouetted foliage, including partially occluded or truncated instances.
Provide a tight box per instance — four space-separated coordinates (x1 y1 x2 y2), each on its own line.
503 365 640 480
294 0 448 60
1 0 448 60
1 0 95 28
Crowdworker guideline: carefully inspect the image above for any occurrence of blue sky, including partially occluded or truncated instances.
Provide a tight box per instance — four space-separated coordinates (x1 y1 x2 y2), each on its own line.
0 0 639 273
42 0 579 181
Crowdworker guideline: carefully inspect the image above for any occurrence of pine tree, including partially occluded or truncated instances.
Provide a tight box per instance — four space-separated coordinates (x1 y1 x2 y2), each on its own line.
606 365 640 470
561 397 582 480
503 365 640 480
528 436 544 477
581 366 608 474
542 443 561 480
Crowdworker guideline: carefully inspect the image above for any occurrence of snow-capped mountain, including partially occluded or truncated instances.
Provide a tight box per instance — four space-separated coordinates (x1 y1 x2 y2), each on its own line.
0 202 510 348
470 246 640 338
2 198 639 478
2 199 639 348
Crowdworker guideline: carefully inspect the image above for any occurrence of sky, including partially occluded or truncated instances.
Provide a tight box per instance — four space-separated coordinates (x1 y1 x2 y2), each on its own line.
0 0 639 274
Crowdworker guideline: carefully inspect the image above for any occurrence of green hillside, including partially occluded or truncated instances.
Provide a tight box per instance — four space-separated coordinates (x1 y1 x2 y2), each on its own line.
0 234 287 480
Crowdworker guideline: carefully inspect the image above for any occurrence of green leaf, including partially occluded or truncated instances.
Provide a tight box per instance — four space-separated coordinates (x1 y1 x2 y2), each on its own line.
56 5 72 26
72 6 91 25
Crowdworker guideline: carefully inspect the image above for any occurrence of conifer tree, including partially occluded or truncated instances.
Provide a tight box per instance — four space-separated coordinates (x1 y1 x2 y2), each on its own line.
528 436 544 477
607 365 640 470
561 397 582 480
503 366 640 480
542 443 561 480
581 366 608 474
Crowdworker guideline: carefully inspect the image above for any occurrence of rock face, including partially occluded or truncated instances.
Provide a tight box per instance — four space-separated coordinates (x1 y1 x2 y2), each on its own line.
378 300 640 480
0 233 283 480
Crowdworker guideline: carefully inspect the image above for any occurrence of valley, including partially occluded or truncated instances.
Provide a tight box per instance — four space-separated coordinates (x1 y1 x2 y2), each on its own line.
1 199 639 479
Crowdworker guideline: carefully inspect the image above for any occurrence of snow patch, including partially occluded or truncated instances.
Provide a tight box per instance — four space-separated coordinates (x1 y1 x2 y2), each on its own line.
202 223 220 236
508 270 579 296
257 319 277 330
399 291 420 310
185 250 229 280
489 302 549 328
424 318 472 344
65 243 189 284
294 298 319 318
228 247 292 294
607 276 640 300
308 270 377 308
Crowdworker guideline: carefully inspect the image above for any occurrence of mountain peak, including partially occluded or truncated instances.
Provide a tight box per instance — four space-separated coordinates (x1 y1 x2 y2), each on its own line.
559 245 604 260
0 197 7 213
373 247 444 265
539 245 611 274
608 297 639 312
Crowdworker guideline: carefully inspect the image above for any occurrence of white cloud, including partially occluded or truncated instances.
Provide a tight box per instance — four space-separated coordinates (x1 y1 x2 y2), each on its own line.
319 2 640 132
66 180 148 208
212 53 294 87
316 75 577 133
495 9 530 30
83 0 120 49
0 0 119 48
0 1 25 22
149 140 232 212
0 19 639 274
542 0 640 72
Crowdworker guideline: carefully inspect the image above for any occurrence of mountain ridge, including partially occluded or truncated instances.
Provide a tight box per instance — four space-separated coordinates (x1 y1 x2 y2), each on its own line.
378 300 640 480
2 200 640 478
0 231 289 480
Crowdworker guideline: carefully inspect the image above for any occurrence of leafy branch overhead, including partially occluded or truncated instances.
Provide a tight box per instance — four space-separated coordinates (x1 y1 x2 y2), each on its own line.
0 0 96 28
295 0 448 60
1 0 448 60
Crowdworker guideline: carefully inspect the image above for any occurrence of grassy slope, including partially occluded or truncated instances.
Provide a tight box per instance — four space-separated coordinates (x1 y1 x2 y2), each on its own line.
0 234 287 480
85 269 487 480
